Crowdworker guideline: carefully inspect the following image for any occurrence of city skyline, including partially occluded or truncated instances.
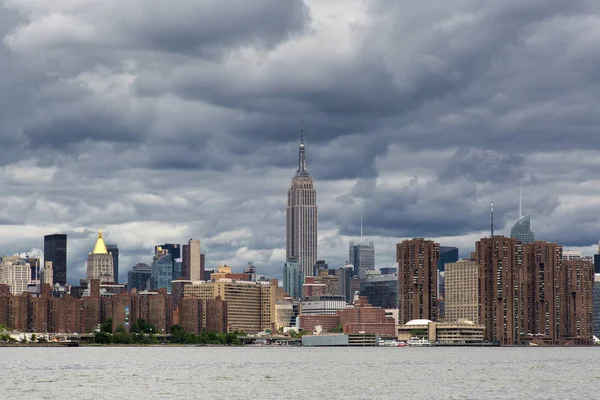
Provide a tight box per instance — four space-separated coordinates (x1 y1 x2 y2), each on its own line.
2 2 600 283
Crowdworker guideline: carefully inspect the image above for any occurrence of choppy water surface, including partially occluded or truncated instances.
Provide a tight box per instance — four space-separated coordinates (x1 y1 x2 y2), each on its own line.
2 346 600 399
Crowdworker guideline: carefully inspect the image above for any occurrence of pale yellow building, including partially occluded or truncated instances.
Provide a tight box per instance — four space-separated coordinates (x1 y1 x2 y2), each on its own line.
444 260 479 323
210 265 232 280
86 231 114 283
398 319 485 343
184 279 275 333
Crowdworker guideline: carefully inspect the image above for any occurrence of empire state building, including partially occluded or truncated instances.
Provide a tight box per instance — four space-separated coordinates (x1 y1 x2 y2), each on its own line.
286 128 318 278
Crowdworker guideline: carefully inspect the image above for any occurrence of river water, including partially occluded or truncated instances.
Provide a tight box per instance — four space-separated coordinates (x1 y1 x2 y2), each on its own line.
2 346 599 399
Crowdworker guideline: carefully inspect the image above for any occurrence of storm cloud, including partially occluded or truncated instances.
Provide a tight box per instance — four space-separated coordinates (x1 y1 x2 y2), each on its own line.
1 0 600 282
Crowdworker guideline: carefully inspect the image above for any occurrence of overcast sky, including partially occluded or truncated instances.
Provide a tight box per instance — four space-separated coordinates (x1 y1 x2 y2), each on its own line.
1 0 600 283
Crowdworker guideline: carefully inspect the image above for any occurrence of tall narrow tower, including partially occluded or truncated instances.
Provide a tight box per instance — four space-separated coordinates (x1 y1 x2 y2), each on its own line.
286 124 318 278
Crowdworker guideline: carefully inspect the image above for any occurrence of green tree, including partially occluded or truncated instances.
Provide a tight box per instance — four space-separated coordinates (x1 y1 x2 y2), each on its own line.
30 334 37 343
171 324 186 344
94 331 112 344
100 319 113 334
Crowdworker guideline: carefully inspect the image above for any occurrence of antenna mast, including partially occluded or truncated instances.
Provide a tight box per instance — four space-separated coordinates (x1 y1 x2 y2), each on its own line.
360 214 363 244
490 201 494 237
519 180 523 219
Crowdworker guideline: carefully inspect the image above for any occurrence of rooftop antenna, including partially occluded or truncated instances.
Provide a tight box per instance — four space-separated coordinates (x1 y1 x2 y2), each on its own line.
360 214 363 244
300 118 304 144
490 201 494 237
519 179 523 219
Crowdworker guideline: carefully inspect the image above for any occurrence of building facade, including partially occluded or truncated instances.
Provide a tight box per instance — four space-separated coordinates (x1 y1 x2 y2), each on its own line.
44 234 67 286
286 130 318 278
0 256 31 295
521 242 562 341
437 246 459 272
360 277 398 309
349 241 375 279
86 231 114 284
476 236 522 345
151 255 173 293
397 238 439 324
510 215 535 244
183 280 275 333
128 263 152 292
592 277 600 339
444 260 479 323
559 259 594 345
283 261 303 299
105 244 119 283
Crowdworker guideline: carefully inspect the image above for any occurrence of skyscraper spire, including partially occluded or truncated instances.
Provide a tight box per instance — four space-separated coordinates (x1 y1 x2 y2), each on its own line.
360 214 363 244
296 120 309 176
490 201 494 237
519 180 523 219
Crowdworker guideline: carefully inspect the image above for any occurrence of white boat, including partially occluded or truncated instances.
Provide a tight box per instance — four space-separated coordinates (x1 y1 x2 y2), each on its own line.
407 337 431 347
378 339 399 347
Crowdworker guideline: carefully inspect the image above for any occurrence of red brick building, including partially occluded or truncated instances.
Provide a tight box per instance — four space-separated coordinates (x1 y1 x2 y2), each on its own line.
205 298 228 333
299 315 341 332
179 297 203 334
397 238 439 324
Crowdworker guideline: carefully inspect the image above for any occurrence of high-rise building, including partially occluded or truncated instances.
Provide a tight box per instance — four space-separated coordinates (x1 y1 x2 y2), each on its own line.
87 231 114 284
286 128 318 278
521 241 562 341
593 276 600 339
443 260 479 323
510 184 535 244
183 280 275 333
476 236 522 345
41 261 53 286
151 254 173 293
44 234 67 285
127 263 152 292
336 264 354 303
182 240 202 281
283 261 303 299
154 243 181 279
437 246 459 272
559 259 595 345
360 276 398 309
349 241 375 279
0 256 31 295
510 215 535 244
105 244 119 283
397 238 439 324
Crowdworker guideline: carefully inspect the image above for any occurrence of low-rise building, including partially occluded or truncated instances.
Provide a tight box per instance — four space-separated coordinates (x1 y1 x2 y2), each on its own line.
397 319 485 344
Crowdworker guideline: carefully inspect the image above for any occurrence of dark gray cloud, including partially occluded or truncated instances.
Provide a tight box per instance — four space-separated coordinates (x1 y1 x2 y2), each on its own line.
0 1 599 282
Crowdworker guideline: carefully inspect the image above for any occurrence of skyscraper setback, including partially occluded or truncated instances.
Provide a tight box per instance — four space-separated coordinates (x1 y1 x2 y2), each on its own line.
44 234 67 285
286 128 318 278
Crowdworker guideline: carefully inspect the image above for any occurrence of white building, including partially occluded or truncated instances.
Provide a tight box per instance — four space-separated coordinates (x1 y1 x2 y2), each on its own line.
0 256 31 295
562 250 582 261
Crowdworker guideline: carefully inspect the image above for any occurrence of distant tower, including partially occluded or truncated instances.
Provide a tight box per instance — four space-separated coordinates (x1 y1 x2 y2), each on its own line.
510 182 535 243
286 123 318 278
105 244 119 283
87 231 114 283
44 234 67 285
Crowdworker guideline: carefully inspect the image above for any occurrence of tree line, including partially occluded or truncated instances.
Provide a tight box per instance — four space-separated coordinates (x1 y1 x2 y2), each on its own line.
93 319 242 345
